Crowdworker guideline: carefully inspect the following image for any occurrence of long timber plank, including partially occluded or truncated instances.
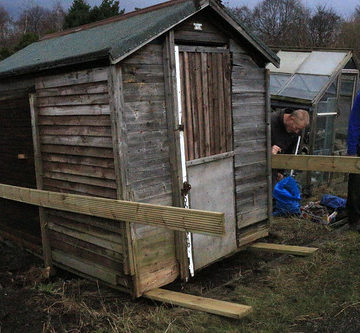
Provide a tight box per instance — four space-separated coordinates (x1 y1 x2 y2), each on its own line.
272 154 360 174
249 242 318 256
0 183 224 236
144 288 253 319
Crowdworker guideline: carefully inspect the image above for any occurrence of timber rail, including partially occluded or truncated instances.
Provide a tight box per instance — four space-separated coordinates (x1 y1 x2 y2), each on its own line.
272 154 360 174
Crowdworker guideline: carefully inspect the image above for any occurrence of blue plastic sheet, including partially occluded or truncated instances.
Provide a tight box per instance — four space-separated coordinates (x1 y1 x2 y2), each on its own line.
273 176 301 216
320 194 346 211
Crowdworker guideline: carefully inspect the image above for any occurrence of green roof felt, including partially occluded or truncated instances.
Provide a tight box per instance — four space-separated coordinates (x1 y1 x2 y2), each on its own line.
0 0 279 78
0 1 196 77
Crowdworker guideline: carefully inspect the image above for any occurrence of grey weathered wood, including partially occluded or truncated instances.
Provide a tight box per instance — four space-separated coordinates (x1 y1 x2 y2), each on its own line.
42 153 114 168
30 93 53 270
43 171 116 189
51 250 118 285
230 39 269 234
39 125 112 137
40 135 113 148
163 31 188 281
121 45 163 65
42 161 116 180
37 94 109 107
39 115 111 126
38 105 110 116
35 67 108 89
36 82 108 97
43 178 117 198
41 145 114 158
108 64 136 280
265 69 272 223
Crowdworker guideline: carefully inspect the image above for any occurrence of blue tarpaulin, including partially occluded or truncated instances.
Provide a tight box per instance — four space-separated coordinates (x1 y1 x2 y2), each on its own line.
273 176 301 216
320 194 346 211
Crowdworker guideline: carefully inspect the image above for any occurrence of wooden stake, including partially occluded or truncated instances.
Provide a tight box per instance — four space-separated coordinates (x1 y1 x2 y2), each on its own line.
144 288 253 319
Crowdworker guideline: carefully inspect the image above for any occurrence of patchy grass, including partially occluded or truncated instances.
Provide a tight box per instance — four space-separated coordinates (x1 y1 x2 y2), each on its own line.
1 218 360 332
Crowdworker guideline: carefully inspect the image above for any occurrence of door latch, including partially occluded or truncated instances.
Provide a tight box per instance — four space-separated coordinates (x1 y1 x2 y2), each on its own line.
181 181 191 196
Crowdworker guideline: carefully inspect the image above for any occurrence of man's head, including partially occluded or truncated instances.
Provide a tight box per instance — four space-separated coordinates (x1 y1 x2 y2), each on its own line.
283 109 310 134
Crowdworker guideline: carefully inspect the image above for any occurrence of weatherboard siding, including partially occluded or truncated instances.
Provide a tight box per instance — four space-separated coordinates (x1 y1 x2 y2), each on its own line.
34 67 132 292
230 40 270 243
122 43 179 294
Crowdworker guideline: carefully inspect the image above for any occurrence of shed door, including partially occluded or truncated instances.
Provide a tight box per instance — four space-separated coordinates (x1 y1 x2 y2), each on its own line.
177 46 237 270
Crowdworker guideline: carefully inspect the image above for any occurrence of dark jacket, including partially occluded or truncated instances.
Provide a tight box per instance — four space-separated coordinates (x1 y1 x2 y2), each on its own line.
347 92 360 156
271 110 298 154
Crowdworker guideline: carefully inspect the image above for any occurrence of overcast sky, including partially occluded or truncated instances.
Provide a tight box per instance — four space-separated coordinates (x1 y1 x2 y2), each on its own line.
2 0 360 19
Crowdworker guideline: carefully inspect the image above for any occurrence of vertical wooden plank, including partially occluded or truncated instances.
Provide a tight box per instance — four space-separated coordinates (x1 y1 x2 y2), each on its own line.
29 93 53 270
223 52 233 152
208 53 215 155
201 53 211 156
265 69 272 225
108 65 138 295
189 53 200 159
180 53 189 161
195 53 205 158
218 53 226 153
163 32 188 281
183 52 194 160
307 104 318 192
212 53 220 155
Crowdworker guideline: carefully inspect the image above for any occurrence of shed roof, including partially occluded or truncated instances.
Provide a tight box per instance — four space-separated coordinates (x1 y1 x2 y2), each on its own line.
266 49 353 103
0 0 279 79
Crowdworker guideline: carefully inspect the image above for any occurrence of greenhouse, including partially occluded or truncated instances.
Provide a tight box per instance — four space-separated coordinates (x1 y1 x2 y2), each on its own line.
267 48 359 186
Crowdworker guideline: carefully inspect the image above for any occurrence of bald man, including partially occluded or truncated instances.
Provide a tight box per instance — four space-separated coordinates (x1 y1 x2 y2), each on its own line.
271 109 310 183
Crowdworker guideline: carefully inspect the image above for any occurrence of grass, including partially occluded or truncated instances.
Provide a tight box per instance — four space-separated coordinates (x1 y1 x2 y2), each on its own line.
2 217 360 332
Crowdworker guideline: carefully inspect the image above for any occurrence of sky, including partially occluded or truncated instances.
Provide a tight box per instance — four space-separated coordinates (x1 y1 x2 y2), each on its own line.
1 0 359 19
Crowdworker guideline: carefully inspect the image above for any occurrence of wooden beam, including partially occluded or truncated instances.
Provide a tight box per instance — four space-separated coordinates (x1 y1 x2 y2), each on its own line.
272 154 360 174
0 183 225 236
248 242 318 256
30 93 53 270
108 64 137 284
144 288 252 319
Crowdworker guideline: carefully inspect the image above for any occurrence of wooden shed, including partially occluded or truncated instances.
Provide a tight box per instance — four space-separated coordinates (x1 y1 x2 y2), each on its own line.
0 0 279 297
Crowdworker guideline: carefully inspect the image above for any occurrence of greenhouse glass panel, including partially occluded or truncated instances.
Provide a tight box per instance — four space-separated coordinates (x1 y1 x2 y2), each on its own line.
279 74 330 100
269 73 291 94
297 51 347 75
313 115 336 155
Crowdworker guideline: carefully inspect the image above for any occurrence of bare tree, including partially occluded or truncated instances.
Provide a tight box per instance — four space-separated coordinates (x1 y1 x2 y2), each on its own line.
308 5 342 47
337 11 360 60
251 0 310 47
228 5 253 31
16 3 65 36
0 6 13 47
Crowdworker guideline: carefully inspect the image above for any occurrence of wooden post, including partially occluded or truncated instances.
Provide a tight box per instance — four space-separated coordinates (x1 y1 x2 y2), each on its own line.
265 69 273 224
29 93 53 271
163 31 189 281
306 104 317 192
108 65 139 295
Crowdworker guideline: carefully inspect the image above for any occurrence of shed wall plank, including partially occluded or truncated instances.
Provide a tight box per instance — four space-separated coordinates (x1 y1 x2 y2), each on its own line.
122 43 178 294
35 67 132 291
230 39 269 245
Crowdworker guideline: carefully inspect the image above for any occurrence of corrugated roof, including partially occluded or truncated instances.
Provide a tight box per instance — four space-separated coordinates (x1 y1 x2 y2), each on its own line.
0 0 279 78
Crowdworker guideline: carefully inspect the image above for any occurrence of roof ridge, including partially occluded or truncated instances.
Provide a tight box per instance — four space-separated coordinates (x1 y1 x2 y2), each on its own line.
40 0 189 41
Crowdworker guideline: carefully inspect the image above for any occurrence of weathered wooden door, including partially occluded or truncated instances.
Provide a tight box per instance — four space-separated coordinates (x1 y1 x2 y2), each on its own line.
176 46 237 270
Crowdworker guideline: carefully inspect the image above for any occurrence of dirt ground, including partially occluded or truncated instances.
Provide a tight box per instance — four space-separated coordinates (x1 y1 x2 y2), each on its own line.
1 202 360 332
